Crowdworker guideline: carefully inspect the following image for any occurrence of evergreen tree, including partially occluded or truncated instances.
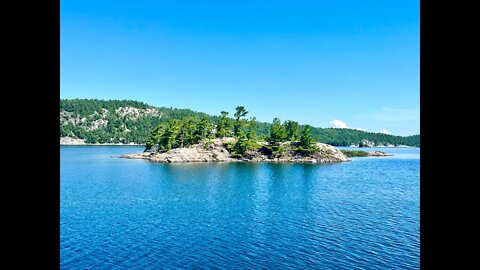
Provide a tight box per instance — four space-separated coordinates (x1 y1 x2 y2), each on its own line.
234 106 248 121
269 118 287 143
267 118 288 156
145 137 155 152
206 121 216 139
233 106 248 137
284 120 299 142
246 117 260 150
294 125 318 155
177 117 196 148
193 116 209 144
145 124 165 151
158 119 180 152
216 111 233 138
230 129 249 158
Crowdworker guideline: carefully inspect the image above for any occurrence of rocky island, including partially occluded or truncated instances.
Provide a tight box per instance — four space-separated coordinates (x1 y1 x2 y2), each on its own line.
120 137 350 163
368 151 393 157
340 150 393 157
117 105 398 164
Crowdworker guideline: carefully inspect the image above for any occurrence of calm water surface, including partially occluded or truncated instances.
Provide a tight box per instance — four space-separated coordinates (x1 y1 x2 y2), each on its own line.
60 146 419 269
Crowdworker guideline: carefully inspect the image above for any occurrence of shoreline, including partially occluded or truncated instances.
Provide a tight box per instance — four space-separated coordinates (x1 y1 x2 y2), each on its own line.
61 143 143 146
119 138 351 164
343 146 418 148
59 143 419 148
61 135 418 148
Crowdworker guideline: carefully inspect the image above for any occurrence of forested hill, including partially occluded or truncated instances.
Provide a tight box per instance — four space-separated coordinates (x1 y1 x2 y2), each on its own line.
60 99 420 147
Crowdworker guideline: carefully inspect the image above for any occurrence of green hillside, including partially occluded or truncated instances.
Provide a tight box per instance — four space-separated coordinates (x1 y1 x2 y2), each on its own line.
60 99 419 147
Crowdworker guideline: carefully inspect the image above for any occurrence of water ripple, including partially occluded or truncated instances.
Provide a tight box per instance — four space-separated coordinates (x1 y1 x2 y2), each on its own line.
61 146 419 269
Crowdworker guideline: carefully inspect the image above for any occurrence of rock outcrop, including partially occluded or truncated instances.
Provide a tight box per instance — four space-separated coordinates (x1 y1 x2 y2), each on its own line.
60 137 142 145
120 138 350 164
367 151 393 157
60 136 86 145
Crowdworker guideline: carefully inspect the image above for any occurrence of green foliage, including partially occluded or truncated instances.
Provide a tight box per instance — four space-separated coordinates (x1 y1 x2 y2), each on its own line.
224 141 234 152
284 120 299 142
309 128 420 147
177 116 196 148
216 111 233 138
230 130 249 158
60 99 217 145
60 99 420 147
269 145 286 156
268 118 288 143
203 139 212 150
233 106 249 137
230 114 260 158
193 116 210 144
246 117 260 149
293 125 319 155
145 138 155 152
206 122 216 139
157 120 180 152
257 134 268 141
340 150 370 157
60 98 151 116
145 116 213 152
234 106 248 121
266 118 288 157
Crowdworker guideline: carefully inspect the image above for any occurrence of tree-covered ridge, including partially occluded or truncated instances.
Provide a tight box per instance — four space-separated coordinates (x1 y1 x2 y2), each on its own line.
60 99 420 147
60 99 217 144
311 128 420 147
60 99 153 116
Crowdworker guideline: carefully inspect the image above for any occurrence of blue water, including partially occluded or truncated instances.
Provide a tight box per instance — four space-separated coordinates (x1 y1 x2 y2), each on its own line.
60 146 420 269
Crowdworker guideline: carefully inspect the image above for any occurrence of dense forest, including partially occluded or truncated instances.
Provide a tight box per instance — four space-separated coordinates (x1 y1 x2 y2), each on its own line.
60 99 420 147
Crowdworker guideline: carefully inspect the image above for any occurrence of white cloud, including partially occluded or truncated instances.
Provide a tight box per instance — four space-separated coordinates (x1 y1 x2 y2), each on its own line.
379 129 391 134
329 119 348 128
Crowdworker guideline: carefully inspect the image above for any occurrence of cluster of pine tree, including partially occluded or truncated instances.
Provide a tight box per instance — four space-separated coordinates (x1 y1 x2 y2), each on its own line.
145 116 215 152
145 106 319 159
263 118 318 157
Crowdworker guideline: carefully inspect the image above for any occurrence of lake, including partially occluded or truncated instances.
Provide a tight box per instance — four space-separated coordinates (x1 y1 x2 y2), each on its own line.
60 146 420 269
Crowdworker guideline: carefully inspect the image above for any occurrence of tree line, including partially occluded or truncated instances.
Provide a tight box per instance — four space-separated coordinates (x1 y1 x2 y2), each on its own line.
144 106 318 158
60 99 420 147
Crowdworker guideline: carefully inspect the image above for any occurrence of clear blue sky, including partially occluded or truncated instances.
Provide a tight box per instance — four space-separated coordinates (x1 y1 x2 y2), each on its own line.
61 0 419 136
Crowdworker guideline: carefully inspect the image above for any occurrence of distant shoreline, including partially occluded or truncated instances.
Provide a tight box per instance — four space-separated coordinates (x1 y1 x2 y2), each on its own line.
60 136 418 148
61 144 143 146
59 143 418 148
340 146 419 148
60 136 142 146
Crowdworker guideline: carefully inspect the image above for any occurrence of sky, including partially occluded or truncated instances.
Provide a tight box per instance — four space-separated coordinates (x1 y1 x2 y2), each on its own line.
60 0 419 136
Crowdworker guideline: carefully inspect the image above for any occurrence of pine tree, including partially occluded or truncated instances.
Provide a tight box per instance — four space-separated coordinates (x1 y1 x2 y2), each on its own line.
269 118 287 143
234 106 248 121
144 124 164 152
284 120 299 142
231 129 249 158
294 125 318 155
246 117 260 150
233 106 248 137
216 111 233 138
193 116 209 144
158 119 180 152
177 117 196 148
267 118 288 156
